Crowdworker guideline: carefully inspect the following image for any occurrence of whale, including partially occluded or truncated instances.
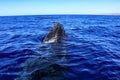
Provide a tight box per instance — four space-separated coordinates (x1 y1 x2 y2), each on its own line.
43 22 66 43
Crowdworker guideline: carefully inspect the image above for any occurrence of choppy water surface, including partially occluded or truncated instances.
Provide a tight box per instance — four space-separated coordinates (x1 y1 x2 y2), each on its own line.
0 15 120 80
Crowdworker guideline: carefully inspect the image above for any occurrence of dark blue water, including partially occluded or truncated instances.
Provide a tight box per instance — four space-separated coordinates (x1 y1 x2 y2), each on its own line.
0 15 120 80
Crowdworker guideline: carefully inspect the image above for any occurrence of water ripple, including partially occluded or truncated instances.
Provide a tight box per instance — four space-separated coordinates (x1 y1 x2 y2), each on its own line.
0 15 120 80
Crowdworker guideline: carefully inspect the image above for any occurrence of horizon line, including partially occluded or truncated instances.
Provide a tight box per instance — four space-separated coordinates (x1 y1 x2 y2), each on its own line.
0 13 120 17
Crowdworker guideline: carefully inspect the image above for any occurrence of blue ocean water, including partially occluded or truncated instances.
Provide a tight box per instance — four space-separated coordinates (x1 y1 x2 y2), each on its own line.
0 15 120 80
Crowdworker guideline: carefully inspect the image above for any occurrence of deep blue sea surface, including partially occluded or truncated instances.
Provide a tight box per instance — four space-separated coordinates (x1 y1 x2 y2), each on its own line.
0 15 120 80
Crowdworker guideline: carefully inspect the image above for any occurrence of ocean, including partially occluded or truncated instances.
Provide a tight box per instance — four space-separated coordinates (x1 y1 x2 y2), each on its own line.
0 15 120 80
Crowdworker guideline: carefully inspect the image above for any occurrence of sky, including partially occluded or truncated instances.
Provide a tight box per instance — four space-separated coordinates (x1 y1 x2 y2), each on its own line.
0 0 120 16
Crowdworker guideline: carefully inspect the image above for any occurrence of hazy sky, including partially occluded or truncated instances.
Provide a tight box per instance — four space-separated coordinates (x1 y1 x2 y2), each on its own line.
0 0 120 16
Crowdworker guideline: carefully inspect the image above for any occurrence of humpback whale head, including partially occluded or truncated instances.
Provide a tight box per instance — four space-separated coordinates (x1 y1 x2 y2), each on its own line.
43 22 66 43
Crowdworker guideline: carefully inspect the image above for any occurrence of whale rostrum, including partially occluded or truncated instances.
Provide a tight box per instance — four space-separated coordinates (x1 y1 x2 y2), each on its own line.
43 22 66 43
